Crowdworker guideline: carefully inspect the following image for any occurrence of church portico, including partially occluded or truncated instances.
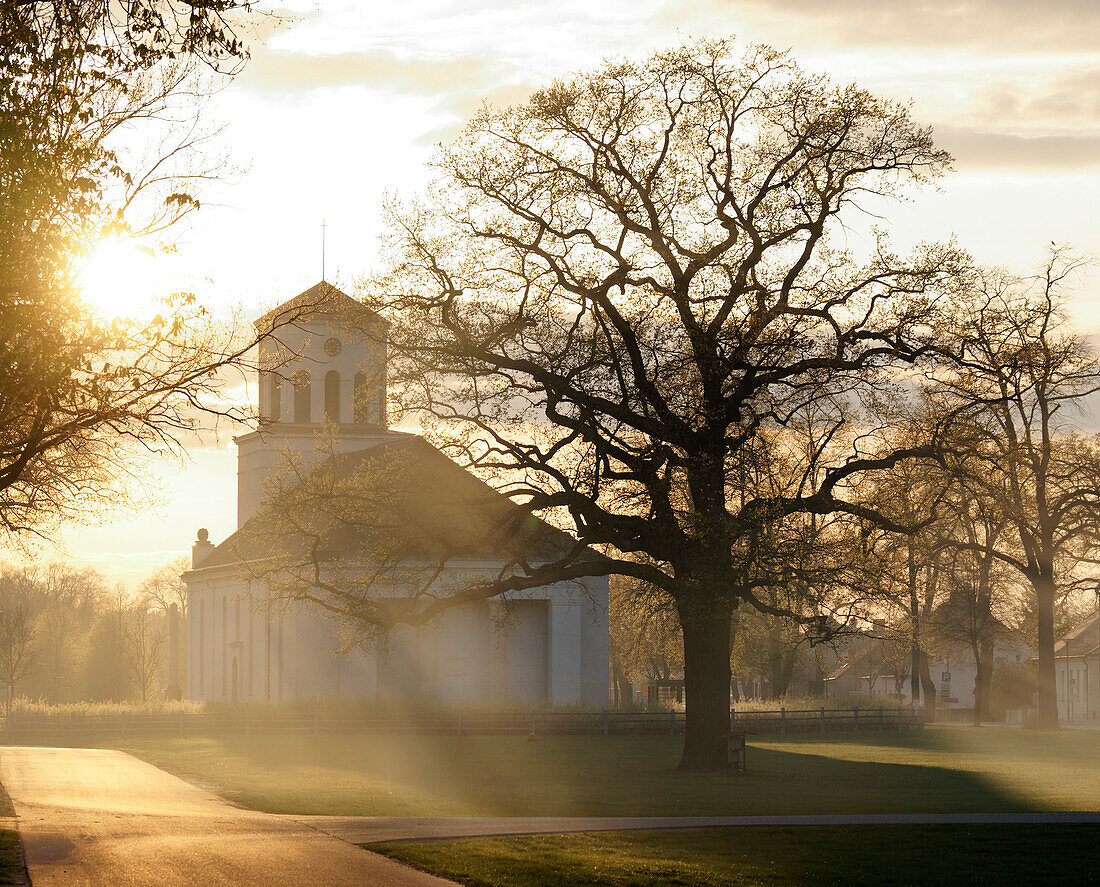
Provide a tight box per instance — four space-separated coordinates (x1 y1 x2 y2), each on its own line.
183 281 609 708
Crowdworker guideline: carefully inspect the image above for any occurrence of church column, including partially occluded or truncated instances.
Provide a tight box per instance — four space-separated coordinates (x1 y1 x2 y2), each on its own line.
487 600 507 699
549 599 582 705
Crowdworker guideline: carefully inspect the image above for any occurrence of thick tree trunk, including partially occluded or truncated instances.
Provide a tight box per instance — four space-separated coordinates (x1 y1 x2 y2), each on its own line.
1034 573 1059 728
908 545 920 705
613 663 633 709
919 651 937 724
678 599 732 771
972 638 994 726
970 641 986 727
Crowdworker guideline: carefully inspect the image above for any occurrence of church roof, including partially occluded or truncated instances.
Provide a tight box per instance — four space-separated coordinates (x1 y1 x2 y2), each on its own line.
1053 612 1099 659
255 281 388 332
197 436 594 572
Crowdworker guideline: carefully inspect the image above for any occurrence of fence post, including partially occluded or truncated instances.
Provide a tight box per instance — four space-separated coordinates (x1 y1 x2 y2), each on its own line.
669 708 675 736
853 706 859 732
457 711 463 737
313 709 319 736
897 704 902 732
120 711 125 736
878 706 883 732
180 710 184 736
530 712 536 735
730 708 736 733
820 706 826 734
780 707 786 734
384 711 389 735
245 709 251 737
602 710 608 736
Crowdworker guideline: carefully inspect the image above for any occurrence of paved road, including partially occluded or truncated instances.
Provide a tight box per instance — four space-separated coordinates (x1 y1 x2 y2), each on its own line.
0 746 457 887
294 811 1100 844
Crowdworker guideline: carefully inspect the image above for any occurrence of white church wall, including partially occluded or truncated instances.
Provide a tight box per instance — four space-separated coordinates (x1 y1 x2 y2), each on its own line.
434 601 492 703
549 600 582 704
580 577 611 707
187 564 611 707
504 600 550 703
236 426 396 527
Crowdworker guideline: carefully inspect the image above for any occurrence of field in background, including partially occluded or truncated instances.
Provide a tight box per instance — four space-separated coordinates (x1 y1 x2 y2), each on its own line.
2 705 920 741
101 727 1100 818
2 693 891 717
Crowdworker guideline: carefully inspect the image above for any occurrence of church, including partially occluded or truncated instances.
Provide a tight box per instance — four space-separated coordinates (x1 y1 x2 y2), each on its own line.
183 282 610 707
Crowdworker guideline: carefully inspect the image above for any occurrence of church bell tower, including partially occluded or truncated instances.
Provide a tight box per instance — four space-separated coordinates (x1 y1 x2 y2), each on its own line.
234 281 394 527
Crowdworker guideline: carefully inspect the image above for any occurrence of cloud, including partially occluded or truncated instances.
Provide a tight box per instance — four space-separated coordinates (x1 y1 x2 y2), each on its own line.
679 0 1100 54
236 44 538 135
975 68 1100 131
935 126 1100 170
240 45 502 98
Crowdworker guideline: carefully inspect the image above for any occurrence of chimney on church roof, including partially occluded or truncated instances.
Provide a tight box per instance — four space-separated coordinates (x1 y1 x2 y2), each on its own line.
192 527 215 568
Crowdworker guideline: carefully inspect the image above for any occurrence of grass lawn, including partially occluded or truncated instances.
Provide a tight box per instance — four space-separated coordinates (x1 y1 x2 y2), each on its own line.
373 825 1100 886
107 726 1100 817
0 785 23 886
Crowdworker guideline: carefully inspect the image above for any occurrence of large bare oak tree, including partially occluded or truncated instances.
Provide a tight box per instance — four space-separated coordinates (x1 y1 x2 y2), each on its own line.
368 40 967 768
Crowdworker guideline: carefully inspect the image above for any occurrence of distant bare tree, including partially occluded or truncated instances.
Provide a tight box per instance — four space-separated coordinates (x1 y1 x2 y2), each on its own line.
932 250 1100 727
609 578 683 706
35 564 106 701
0 605 35 714
361 39 969 768
122 604 164 704
139 557 190 620
138 556 188 693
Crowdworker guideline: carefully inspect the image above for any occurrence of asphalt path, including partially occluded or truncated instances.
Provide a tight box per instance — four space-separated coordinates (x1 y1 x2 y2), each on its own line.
294 811 1100 844
0 746 458 887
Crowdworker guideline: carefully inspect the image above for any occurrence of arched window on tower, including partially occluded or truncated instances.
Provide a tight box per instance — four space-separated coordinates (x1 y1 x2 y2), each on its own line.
269 374 282 422
293 370 311 423
354 372 370 424
324 371 341 424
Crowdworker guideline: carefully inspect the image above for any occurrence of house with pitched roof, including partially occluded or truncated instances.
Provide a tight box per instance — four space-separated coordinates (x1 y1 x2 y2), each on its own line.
183 282 609 706
1053 611 1100 722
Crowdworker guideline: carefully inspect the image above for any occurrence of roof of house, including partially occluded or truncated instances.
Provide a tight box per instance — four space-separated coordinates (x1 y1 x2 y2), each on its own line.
196 436 594 573
1053 612 1099 659
255 280 388 332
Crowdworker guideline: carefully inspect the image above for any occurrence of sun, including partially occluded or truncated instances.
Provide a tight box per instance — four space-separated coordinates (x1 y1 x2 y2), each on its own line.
77 238 174 320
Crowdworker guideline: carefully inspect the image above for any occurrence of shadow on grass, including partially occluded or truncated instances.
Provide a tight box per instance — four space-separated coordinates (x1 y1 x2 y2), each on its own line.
373 824 1100 887
103 732 1055 817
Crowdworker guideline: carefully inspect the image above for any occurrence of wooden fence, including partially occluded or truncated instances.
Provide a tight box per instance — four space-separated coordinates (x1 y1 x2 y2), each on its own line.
2 706 922 739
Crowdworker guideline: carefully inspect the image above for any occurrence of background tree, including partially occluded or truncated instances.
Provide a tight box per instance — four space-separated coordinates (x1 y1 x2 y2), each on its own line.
359 39 966 768
139 556 188 691
609 577 683 707
931 252 1100 726
0 604 35 714
122 602 164 704
32 563 105 701
82 585 132 701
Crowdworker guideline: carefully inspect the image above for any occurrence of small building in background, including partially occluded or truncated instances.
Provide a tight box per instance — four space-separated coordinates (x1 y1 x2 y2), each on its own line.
1053 612 1099 722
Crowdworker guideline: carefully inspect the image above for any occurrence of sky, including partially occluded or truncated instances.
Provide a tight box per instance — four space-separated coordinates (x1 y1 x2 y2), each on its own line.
42 0 1100 587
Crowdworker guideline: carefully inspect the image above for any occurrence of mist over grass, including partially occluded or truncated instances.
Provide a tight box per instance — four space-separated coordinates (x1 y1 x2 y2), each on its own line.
104 727 1100 818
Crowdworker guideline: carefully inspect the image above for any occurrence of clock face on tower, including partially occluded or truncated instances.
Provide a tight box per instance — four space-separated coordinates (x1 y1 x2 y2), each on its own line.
323 337 342 356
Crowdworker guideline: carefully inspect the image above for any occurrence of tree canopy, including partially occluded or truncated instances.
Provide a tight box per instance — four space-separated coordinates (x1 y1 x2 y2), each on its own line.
0 0 259 537
367 39 968 768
